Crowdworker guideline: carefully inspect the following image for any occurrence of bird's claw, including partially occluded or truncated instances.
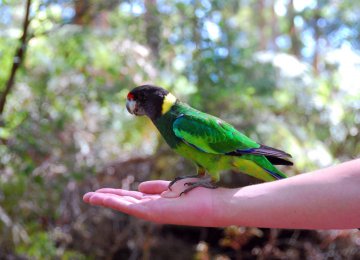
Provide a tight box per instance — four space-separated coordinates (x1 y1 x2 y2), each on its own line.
179 180 218 196
168 174 201 190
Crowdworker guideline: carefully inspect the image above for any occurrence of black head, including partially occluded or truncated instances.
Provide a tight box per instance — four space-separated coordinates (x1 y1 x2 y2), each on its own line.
126 85 170 120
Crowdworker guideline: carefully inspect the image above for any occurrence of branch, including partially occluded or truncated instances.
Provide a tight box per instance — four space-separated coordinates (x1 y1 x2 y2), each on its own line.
0 0 32 117
28 20 71 40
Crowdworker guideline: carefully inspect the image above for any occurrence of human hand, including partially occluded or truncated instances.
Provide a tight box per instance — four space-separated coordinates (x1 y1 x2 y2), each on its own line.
83 179 229 226
83 159 360 229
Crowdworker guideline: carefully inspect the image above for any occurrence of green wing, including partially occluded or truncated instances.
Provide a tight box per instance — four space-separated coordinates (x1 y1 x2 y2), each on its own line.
173 111 260 154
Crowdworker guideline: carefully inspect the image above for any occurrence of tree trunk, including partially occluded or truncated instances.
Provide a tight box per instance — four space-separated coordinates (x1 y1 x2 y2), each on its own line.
257 0 267 50
145 0 161 58
270 0 279 51
0 0 32 118
312 12 321 75
287 0 301 57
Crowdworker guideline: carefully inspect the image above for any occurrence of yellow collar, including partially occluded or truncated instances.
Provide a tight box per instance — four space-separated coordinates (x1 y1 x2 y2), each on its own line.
162 93 177 115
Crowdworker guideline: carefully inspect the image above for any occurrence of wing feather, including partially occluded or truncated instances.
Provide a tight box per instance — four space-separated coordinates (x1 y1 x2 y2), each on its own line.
173 110 292 165
173 112 260 154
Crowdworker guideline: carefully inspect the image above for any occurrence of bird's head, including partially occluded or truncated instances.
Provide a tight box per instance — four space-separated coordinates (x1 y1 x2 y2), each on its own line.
126 85 177 120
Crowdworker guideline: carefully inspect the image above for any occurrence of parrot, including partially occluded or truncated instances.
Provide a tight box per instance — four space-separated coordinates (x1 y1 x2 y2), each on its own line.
126 85 293 194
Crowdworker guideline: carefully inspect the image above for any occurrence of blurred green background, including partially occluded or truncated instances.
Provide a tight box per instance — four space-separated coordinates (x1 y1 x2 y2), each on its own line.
1 0 359 259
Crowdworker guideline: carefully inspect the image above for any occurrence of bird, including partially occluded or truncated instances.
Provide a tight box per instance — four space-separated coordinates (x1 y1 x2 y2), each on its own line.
126 85 293 194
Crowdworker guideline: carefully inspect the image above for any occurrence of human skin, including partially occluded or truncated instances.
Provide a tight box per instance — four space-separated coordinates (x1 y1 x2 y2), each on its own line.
83 159 360 229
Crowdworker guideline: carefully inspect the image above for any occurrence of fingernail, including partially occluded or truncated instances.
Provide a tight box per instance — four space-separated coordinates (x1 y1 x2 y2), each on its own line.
83 192 94 202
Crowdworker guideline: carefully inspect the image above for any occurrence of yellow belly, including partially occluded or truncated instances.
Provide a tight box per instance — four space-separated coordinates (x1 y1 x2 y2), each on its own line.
175 143 275 182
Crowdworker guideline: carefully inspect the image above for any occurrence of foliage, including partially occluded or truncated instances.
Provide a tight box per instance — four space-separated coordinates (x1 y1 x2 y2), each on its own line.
0 0 359 258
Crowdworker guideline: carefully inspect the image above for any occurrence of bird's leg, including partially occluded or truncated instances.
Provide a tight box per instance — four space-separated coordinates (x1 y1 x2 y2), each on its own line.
168 166 206 190
180 176 218 196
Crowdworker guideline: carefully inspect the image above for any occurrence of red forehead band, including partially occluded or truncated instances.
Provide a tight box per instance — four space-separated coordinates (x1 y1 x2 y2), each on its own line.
127 93 134 100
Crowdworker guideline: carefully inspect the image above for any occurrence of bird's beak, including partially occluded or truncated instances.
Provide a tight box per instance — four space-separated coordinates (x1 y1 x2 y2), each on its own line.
126 99 136 115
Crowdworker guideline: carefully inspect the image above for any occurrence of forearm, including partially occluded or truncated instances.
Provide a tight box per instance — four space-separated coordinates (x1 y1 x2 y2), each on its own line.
215 159 360 229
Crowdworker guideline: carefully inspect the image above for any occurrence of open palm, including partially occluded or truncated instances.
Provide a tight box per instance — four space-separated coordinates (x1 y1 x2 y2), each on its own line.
83 179 225 226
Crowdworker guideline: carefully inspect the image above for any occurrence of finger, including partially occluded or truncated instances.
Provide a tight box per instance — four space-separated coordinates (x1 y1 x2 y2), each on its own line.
138 180 170 194
95 188 144 199
88 193 148 218
117 195 141 204
83 192 95 203
161 189 180 198
89 190 143 204
88 193 131 208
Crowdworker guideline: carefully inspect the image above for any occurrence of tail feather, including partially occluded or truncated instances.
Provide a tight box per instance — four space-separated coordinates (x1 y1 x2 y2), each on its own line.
262 167 287 180
232 155 288 182
266 156 293 166
257 144 292 158
226 144 293 166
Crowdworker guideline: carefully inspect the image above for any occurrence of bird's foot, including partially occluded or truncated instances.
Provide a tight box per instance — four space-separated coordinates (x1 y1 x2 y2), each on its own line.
168 174 200 190
180 178 218 196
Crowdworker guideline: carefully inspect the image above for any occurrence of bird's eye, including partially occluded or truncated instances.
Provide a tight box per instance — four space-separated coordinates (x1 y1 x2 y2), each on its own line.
139 95 146 102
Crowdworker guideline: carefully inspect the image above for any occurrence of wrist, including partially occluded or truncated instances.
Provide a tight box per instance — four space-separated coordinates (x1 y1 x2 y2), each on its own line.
210 187 243 227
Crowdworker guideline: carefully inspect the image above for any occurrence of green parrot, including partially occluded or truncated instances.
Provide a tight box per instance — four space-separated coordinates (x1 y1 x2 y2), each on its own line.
126 85 292 194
